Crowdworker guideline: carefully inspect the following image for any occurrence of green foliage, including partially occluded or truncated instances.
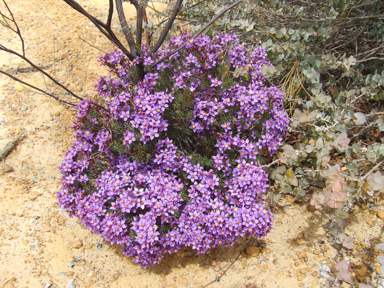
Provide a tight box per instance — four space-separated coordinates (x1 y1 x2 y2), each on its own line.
177 1 384 285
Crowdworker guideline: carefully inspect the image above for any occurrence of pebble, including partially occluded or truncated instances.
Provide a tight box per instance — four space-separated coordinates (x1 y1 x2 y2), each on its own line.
298 252 307 259
378 211 384 219
356 245 363 252
307 205 316 212
84 243 93 250
44 284 52 288
68 261 75 268
0 164 13 173
96 243 102 249
356 265 367 277
67 279 76 288
367 220 373 226
300 269 307 274
246 246 260 257
72 240 83 249
85 279 94 288
297 275 303 281
295 239 303 245
73 257 81 262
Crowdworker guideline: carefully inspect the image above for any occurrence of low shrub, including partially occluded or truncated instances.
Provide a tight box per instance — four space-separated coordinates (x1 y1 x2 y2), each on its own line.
58 32 289 267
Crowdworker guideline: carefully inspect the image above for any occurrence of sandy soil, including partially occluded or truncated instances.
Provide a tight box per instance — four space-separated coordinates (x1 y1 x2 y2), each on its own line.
0 1 382 287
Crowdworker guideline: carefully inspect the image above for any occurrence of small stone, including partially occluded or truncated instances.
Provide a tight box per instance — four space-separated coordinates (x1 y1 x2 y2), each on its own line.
356 265 367 277
294 262 300 267
377 211 384 219
367 220 373 226
73 257 81 262
266 248 271 254
376 266 381 275
246 246 260 257
44 284 52 288
298 252 307 259
72 240 83 249
297 232 303 239
84 243 93 250
300 269 307 274
0 164 13 173
295 239 303 245
96 243 102 249
297 275 303 281
68 261 75 268
311 271 318 277
67 271 74 276
313 249 320 255
356 245 363 252
85 279 93 288
55 112 61 116
67 279 76 288
307 205 316 212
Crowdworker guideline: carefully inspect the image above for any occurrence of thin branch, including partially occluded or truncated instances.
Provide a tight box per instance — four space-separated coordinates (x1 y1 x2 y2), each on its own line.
78 36 107 53
0 44 84 101
361 160 384 182
115 0 137 55
149 0 184 55
1 0 25 56
153 0 206 28
150 0 243 69
106 0 114 28
0 70 75 106
128 0 143 53
202 249 243 288
62 0 135 60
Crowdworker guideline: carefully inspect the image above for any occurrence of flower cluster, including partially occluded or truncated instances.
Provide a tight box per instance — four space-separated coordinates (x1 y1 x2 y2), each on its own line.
58 33 289 267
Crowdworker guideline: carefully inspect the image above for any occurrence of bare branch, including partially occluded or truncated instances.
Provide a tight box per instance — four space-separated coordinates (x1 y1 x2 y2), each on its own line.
106 0 114 28
0 44 83 101
149 0 183 55
115 0 137 56
62 0 135 60
128 0 143 53
0 69 76 106
150 0 243 69
1 0 25 56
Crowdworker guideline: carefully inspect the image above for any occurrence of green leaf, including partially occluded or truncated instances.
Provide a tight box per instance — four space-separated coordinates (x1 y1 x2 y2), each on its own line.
260 65 277 78
353 112 366 125
286 168 298 186
334 209 349 219
378 118 384 132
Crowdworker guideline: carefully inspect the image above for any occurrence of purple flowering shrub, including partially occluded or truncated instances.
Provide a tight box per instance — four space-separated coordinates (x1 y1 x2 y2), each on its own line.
58 33 289 267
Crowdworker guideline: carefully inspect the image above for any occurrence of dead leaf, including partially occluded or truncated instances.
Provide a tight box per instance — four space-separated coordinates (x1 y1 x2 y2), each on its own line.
332 179 343 192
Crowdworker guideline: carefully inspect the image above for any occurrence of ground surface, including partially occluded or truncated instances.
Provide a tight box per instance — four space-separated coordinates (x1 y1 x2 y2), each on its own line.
0 1 382 287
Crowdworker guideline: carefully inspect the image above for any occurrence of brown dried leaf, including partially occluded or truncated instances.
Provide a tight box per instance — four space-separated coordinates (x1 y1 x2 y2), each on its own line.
332 179 343 192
